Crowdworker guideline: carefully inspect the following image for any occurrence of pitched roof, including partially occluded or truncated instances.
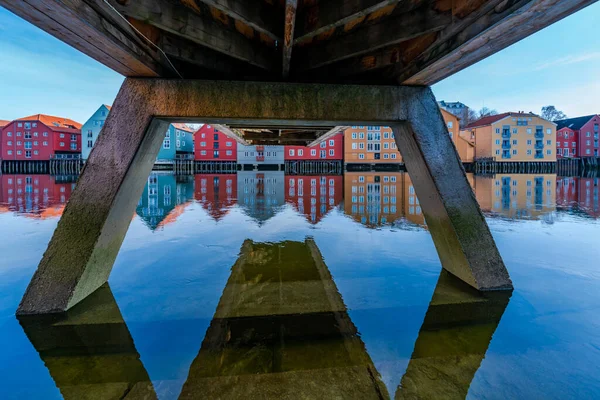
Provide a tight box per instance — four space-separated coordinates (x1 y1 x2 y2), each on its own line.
103 104 112 110
464 112 511 129
0 120 10 127
17 114 82 129
555 115 597 131
172 123 195 132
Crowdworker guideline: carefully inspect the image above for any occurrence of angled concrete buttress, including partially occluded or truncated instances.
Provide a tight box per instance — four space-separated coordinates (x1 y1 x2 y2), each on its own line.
392 88 512 291
17 79 512 315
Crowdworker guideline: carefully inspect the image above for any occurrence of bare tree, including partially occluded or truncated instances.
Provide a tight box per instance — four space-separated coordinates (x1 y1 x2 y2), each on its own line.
541 106 567 122
478 107 498 118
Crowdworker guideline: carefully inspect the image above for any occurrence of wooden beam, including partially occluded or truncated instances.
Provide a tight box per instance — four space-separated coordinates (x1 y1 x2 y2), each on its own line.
101 0 277 71
294 0 400 46
0 0 167 77
307 126 348 147
399 0 599 85
295 3 451 71
192 0 283 42
283 0 298 77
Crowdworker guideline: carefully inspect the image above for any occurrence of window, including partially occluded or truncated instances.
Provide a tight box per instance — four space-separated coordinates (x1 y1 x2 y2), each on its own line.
163 137 170 149
176 140 180 147
329 139 335 147
71 134 77 141
329 149 334 156
527 128 532 134
24 122 31 129
7 150 12 155
320 150 326 158
512 149 517 155
359 143 364 149
214 150 219 158
352 143 357 149
384 143 389 149
34 150 38 155
17 150 22 155
359 133 364 139
226 141 232 147
200 141 206 147
60 134 65 138
289 149 295 156
320 142 326 148
24 142 32 149
496 149 501 155
352 132 357 139
32 122 37 128
495 128 500 134
298 149 303 156
546 149 552 155
527 140 532 145
6 131 11 137
43 141 48 146
546 128 551 134
70 143 77 150
546 140 552 145
7 141 11 146
512 128 518 134
182 141 186 147
311 149 316 156
391 153 397 159
25 150 31 158
87 140 93 148
447 121 453 129
527 149 532 155
383 153 389 159
43 132 48 137
17 132 21 136
359 154 365 159
226 150 232 156
384 132 389 139
512 140 517 145
25 131 31 139
572 142 576 147
200 150 207 156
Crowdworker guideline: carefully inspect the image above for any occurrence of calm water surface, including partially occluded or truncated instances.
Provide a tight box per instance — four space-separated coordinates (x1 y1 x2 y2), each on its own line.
0 172 599 399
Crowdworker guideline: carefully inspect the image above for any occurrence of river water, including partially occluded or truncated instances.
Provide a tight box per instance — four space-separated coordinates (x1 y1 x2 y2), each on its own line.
0 171 599 399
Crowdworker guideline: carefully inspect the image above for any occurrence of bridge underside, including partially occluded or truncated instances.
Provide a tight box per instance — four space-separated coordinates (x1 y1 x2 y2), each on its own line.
0 0 594 85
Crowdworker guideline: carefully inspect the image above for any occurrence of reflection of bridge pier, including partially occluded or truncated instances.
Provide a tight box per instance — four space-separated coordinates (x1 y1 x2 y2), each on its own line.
396 271 511 399
179 239 389 399
18 284 157 399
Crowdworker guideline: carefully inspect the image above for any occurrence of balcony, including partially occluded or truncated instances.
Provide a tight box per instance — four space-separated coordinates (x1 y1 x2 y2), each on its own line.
535 131 544 139
535 153 544 159
535 141 544 149
501 130 511 139
501 152 511 159
502 141 511 149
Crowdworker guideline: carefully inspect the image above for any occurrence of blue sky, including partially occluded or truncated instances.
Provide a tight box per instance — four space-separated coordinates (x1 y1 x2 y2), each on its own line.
0 3 599 124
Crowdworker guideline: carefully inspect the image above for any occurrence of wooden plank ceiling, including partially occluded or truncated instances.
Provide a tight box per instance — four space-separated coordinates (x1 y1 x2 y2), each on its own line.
1 0 596 86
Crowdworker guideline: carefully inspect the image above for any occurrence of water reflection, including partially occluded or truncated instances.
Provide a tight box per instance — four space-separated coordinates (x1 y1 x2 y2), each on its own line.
18 239 510 399
1 172 599 226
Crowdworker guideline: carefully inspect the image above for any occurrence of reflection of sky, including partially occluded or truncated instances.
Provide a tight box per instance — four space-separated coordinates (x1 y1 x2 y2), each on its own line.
0 192 599 399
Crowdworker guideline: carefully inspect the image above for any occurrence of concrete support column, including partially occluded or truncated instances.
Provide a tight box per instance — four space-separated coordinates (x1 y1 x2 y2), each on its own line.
17 82 169 314
392 87 512 291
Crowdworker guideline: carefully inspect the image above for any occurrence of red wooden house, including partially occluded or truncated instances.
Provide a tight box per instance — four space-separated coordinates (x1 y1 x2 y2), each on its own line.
1 114 82 161
284 133 343 161
556 115 600 158
195 174 238 221
194 124 237 161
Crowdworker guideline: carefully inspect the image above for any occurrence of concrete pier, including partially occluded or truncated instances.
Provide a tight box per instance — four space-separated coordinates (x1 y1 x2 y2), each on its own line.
392 88 512 291
18 79 512 315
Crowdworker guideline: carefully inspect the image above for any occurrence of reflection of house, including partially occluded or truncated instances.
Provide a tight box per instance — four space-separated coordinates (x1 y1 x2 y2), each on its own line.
179 239 389 399
157 123 195 162
194 124 237 161
136 172 194 230
464 112 556 162
1 114 82 161
284 133 343 161
556 177 578 207
0 174 74 218
343 172 425 228
284 175 343 224
473 174 556 219
578 177 600 218
237 171 285 224
81 104 111 160
194 174 238 221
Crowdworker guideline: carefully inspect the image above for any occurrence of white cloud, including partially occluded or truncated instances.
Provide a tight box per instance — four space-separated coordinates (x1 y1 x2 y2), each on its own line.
533 52 600 71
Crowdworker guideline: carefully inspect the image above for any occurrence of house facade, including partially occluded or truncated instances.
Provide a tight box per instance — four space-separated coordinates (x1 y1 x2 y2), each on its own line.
81 104 111 160
438 101 470 127
555 115 600 158
464 113 556 162
343 126 401 164
1 114 82 161
157 123 195 161
237 145 284 165
284 133 344 161
194 124 237 161
0 120 9 158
